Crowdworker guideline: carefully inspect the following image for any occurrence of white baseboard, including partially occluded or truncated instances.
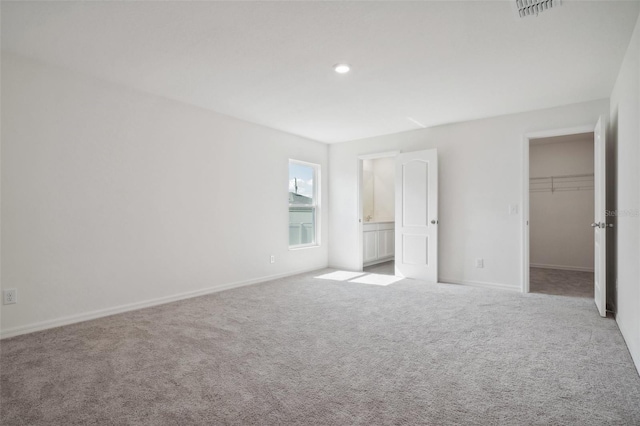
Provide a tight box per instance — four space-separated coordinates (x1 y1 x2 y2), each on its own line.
616 314 640 377
0 266 323 340
438 277 520 292
363 256 394 268
531 263 594 272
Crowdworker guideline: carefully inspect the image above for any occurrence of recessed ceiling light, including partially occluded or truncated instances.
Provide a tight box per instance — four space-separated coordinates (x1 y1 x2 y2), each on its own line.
333 63 351 74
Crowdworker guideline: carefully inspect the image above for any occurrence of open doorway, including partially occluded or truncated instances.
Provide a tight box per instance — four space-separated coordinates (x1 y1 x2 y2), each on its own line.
528 132 595 298
357 149 439 281
358 152 398 276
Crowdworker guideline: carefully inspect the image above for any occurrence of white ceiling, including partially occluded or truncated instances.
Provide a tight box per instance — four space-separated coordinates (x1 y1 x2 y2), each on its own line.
2 1 639 143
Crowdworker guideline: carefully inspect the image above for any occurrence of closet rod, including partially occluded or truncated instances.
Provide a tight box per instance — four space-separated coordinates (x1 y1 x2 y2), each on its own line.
529 173 594 193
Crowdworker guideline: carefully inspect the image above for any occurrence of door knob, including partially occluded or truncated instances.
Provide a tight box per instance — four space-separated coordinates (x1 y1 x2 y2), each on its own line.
431 219 438 224
591 223 599 228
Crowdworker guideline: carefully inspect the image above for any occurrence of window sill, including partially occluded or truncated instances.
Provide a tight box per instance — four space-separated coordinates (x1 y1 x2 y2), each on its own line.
289 244 321 251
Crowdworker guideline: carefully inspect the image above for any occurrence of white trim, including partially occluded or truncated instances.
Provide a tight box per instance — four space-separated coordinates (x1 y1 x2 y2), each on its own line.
522 134 530 293
0 266 321 339
523 125 595 140
357 158 364 271
439 277 520 292
358 150 400 160
616 315 640 376
288 244 320 251
530 263 594 272
521 123 596 294
363 257 394 267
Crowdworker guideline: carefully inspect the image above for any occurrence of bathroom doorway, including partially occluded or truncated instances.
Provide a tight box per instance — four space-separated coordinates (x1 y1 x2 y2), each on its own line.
358 151 398 275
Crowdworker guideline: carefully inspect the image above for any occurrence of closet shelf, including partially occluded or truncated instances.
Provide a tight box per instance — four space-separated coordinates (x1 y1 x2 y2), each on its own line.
530 173 594 193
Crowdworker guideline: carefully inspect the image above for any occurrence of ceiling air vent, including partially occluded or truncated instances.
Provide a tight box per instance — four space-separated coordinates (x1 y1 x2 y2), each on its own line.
515 0 561 18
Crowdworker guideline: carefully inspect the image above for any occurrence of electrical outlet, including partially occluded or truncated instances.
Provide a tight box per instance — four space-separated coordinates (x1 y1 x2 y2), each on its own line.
3 289 17 305
475 258 484 268
270 255 275 264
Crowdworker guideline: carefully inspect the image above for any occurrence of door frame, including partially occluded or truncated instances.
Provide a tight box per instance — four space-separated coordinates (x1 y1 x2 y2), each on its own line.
521 124 596 293
357 151 400 271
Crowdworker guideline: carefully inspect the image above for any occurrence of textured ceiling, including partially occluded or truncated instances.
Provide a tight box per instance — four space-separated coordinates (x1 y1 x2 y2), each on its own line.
2 1 639 143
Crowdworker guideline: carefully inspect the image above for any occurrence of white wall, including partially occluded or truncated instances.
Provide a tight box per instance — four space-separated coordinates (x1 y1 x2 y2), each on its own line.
362 157 394 222
362 159 374 220
372 157 395 222
609 12 640 374
329 99 608 290
529 138 594 271
0 53 329 337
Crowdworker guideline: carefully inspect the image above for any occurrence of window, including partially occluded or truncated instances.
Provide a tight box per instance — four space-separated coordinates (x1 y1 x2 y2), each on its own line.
289 160 320 248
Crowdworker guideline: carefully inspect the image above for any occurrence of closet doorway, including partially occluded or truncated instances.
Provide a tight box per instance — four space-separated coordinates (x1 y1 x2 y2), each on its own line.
527 132 595 298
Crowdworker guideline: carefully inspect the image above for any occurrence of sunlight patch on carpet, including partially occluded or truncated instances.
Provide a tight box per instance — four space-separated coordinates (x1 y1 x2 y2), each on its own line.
348 274 403 286
314 271 366 281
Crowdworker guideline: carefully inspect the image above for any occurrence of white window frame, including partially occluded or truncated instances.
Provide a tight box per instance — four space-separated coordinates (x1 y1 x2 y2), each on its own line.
288 159 321 249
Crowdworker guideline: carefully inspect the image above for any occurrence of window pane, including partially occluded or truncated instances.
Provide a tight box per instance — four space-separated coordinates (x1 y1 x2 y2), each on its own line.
289 160 318 247
289 162 314 204
289 207 315 246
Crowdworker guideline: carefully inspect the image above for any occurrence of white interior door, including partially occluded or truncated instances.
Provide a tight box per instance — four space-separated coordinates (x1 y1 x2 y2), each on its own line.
593 116 607 317
395 149 438 281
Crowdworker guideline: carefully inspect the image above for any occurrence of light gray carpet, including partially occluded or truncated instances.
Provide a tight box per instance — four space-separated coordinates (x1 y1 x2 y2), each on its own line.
2 268 639 425
363 260 394 275
530 267 594 298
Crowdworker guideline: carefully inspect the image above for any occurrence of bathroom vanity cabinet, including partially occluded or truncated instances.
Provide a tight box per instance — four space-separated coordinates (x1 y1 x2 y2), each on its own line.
363 221 395 266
